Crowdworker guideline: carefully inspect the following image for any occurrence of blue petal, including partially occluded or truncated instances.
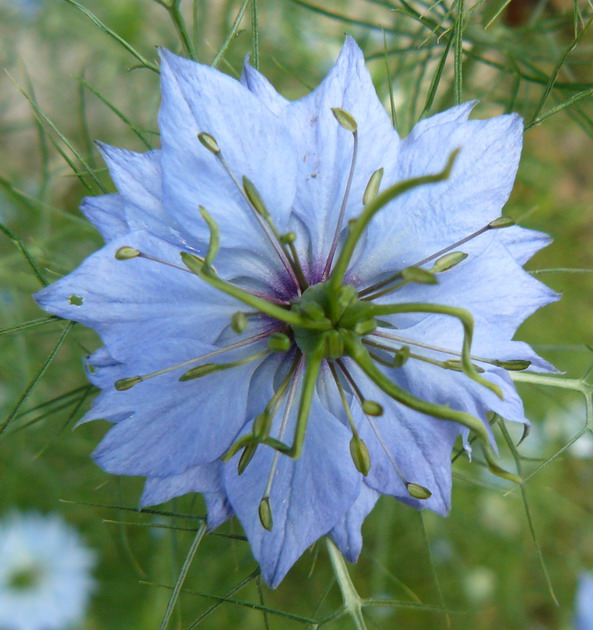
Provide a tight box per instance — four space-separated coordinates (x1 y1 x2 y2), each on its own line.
224 390 361 588
34 231 242 355
329 484 379 562
497 224 553 266
204 493 235 529
158 49 297 250
348 363 462 515
367 240 558 338
240 57 289 116
87 338 269 476
81 194 128 242
351 109 524 280
283 36 400 275
140 461 224 506
96 144 188 244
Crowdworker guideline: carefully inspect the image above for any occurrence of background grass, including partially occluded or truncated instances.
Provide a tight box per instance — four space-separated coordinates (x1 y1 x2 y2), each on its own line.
1 0 593 628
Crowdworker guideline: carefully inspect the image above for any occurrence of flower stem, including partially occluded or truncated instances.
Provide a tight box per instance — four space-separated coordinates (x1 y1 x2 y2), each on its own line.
326 538 368 630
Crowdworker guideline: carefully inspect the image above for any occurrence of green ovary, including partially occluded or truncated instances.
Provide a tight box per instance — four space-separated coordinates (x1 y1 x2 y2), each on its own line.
290 281 377 360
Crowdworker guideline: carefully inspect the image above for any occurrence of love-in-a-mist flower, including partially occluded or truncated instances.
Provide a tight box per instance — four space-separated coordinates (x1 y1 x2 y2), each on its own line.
35 37 556 587
0 512 95 630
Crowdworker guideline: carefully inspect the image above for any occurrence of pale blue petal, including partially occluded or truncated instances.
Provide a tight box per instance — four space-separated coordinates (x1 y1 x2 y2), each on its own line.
140 461 223 507
497 225 553 265
158 49 297 250
352 110 524 280
34 231 242 355
224 391 361 588
204 493 234 529
240 58 289 115
349 363 462 515
410 101 476 131
329 484 379 562
88 338 269 476
284 36 400 275
367 240 558 338
97 144 187 244
80 194 127 242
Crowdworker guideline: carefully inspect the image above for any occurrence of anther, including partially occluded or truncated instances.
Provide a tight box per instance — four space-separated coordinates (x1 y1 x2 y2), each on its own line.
197 131 221 154
349 435 371 476
238 444 258 475
393 345 410 367
280 232 296 244
488 216 515 229
405 482 432 500
401 267 438 285
114 376 142 391
431 251 468 273
443 359 485 373
115 246 140 260
243 176 269 219
268 332 292 352
331 107 358 132
362 399 383 416
493 359 531 371
322 107 359 279
231 312 248 333
363 168 384 206
258 497 273 531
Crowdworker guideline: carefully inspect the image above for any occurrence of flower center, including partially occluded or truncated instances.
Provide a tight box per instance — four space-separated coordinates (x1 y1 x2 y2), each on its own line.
291 281 376 360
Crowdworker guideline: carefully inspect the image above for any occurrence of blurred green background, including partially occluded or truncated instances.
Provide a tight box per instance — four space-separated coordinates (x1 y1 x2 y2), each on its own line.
1 0 593 628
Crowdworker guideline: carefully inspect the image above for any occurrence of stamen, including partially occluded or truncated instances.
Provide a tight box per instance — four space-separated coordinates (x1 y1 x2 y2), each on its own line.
362 168 384 206
197 132 302 293
359 216 515 299
115 246 198 274
231 312 248 333
267 332 292 352
258 356 304 531
322 108 359 280
113 328 279 391
342 334 521 484
337 360 431 499
223 358 300 466
364 341 485 374
366 302 503 399
328 148 459 297
178 349 269 381
371 330 531 371
329 363 370 476
181 220 327 329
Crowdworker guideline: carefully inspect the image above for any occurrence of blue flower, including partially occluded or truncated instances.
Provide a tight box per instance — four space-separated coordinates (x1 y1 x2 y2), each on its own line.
0 512 95 630
575 572 593 630
35 37 557 587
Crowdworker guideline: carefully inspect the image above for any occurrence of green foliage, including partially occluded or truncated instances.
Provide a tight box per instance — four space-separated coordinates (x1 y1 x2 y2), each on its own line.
1 0 593 627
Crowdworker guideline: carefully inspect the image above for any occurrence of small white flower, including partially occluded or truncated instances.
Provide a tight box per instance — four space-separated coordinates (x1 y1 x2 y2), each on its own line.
0 512 95 630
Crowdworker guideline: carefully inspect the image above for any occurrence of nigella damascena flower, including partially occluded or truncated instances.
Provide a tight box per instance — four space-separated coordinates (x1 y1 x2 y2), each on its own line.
0 512 95 630
35 37 557 587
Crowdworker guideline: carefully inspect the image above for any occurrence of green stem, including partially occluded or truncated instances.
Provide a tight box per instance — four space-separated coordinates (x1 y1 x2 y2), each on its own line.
168 0 199 60
326 538 367 630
